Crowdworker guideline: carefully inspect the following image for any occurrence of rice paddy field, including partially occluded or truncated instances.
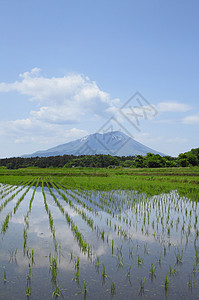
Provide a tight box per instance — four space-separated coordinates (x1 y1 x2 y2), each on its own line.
0 167 199 299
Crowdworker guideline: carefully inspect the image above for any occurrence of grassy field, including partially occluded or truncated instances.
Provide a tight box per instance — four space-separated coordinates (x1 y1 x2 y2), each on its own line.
0 166 198 200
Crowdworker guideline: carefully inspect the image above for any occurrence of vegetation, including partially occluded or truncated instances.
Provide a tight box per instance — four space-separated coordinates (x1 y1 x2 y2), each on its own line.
0 147 199 169
1 173 199 299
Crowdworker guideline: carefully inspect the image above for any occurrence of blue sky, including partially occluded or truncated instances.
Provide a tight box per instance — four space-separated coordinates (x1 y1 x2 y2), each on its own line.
0 0 198 158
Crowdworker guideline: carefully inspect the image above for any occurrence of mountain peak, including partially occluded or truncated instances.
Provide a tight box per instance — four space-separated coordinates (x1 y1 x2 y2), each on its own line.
23 131 164 157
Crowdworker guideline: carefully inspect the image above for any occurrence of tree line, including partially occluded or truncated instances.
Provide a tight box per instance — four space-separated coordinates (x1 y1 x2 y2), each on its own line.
0 148 198 169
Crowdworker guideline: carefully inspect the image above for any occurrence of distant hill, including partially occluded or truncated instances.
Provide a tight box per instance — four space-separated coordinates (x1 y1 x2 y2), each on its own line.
23 131 165 157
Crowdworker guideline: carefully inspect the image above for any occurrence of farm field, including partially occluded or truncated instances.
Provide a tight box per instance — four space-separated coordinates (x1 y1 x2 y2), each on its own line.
0 167 199 299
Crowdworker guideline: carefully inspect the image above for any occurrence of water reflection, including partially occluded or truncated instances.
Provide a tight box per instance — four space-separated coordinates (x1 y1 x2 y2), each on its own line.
0 184 199 299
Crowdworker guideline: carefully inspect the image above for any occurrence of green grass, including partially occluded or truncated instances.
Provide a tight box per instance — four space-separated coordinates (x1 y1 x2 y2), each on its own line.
0 167 198 201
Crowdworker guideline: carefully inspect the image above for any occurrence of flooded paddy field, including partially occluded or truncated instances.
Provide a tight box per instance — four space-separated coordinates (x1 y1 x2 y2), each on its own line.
0 179 199 299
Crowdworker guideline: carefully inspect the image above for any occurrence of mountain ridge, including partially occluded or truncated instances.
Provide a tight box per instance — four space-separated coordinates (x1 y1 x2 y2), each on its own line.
23 131 165 157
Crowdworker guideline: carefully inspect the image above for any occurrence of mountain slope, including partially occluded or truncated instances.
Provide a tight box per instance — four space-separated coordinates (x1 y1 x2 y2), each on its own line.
23 131 165 157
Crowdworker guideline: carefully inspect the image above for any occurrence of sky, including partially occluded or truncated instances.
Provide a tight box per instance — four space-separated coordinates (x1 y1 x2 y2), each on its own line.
0 0 198 158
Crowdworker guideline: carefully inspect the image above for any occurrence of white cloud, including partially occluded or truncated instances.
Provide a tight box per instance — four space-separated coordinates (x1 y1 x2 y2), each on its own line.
0 68 116 124
0 68 120 151
182 113 199 124
157 102 192 112
0 117 88 147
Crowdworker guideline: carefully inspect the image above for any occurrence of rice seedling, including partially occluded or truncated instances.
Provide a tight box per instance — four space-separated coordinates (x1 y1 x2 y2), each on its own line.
126 264 132 277
75 256 79 270
144 243 150 255
175 248 183 264
149 263 156 280
118 256 123 268
194 247 199 264
49 255 58 283
73 269 80 284
101 264 108 279
26 285 32 297
163 273 171 290
84 281 87 297
157 254 162 266
187 272 193 288
139 276 146 294
101 230 105 241
26 264 32 297
27 264 31 281
31 249 35 265
3 270 6 283
111 280 116 295
169 263 177 276
52 284 64 298
138 255 143 266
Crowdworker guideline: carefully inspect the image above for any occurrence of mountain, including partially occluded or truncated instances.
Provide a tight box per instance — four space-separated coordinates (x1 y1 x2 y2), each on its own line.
23 131 165 157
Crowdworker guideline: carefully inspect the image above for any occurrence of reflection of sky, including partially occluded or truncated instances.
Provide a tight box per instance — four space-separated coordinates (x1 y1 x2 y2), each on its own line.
1 184 199 299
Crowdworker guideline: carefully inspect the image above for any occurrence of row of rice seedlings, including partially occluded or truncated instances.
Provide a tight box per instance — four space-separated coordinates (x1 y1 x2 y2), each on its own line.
1 181 35 235
13 181 35 214
122 191 199 248
45 181 92 257
0 184 13 193
26 263 32 297
59 187 132 254
72 189 105 211
23 179 39 254
49 253 58 284
55 182 96 215
54 183 128 243
100 192 198 297
3 181 199 298
49 251 66 298
113 241 174 296
51 181 112 243
77 189 134 233
42 180 58 252
72 188 143 252
0 183 9 192
97 190 129 213
79 189 137 232
0 180 32 214
92 189 199 273
131 239 199 295
57 182 115 216
41 181 66 297
82 191 123 215
64 187 133 241
0 184 19 201
70 252 80 284
82 189 135 215
54 182 133 244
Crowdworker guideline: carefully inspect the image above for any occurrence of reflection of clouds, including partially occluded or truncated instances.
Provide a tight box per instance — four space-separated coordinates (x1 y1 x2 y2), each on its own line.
95 244 107 257
10 215 25 225
1 186 198 290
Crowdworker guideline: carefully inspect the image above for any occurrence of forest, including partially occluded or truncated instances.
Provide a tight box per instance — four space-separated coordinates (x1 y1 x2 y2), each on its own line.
0 147 198 169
